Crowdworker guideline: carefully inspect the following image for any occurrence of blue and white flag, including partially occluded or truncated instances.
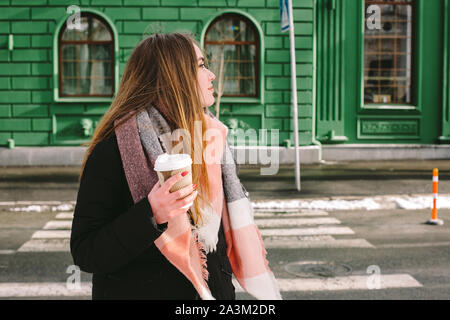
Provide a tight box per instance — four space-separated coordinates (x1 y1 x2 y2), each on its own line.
280 0 290 32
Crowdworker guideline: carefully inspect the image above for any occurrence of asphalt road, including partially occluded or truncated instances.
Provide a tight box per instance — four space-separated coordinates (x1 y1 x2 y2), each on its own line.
269 208 450 300
1 160 449 202
0 207 449 300
0 161 449 300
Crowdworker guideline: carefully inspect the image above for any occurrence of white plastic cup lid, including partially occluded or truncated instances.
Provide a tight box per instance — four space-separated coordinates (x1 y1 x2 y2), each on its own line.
154 153 192 172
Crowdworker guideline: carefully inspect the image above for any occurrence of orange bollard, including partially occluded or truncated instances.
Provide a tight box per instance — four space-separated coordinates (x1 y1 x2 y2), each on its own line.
432 168 438 220
426 168 444 225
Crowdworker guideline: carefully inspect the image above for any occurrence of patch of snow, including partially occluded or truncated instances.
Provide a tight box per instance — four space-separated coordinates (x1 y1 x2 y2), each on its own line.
395 196 450 210
253 195 450 211
9 203 74 213
51 204 74 212
9 205 50 212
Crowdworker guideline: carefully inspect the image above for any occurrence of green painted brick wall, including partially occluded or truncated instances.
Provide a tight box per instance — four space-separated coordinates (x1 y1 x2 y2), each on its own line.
12 104 48 117
145 8 180 20
31 63 52 75
12 77 49 90
0 105 11 117
0 132 11 145
0 77 10 89
13 132 49 145
0 63 30 75
0 0 315 147
0 118 31 131
31 118 52 131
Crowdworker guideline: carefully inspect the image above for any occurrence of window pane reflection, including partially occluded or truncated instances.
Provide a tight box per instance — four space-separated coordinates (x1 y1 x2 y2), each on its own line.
205 14 258 97
364 0 413 104
59 13 114 97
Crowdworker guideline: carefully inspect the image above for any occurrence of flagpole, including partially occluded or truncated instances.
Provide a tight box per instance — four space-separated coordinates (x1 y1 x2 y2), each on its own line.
287 0 301 191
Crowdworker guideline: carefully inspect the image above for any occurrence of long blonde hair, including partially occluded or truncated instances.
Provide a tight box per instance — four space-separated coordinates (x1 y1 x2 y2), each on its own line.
80 33 211 224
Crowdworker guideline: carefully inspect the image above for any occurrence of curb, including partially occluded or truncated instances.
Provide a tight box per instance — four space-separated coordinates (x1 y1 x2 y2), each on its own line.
0 146 322 166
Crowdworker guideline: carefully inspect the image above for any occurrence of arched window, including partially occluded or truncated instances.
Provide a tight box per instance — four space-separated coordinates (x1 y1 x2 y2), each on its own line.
58 12 114 98
204 14 259 98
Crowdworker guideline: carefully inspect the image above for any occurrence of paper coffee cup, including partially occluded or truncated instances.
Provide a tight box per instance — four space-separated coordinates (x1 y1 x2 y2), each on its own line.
154 153 193 209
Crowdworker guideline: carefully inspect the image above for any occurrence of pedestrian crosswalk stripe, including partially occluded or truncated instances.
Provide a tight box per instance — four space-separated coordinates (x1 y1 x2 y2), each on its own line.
263 238 374 249
55 212 74 219
0 250 15 255
0 273 422 297
43 220 72 230
0 282 91 297
260 226 355 237
375 241 450 249
22 210 370 251
253 209 329 214
18 239 70 252
256 217 341 228
31 230 71 239
31 225 356 240
254 211 329 218
17 237 374 252
266 235 335 241
233 274 422 292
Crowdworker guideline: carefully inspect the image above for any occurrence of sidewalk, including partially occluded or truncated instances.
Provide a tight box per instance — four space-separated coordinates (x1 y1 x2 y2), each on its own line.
0 159 449 211
238 159 450 199
238 160 450 211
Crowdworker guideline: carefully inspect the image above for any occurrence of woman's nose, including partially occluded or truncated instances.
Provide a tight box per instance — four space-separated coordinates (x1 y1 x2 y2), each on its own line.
209 70 216 81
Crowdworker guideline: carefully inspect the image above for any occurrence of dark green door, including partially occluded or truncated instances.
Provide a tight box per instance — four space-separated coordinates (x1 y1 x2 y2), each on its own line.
316 0 443 144
441 0 450 142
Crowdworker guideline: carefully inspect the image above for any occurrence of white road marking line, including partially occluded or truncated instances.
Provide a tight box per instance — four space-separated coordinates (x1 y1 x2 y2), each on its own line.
375 242 450 249
263 238 375 249
254 209 329 214
265 235 335 242
233 274 422 292
0 282 91 297
43 221 72 230
0 202 16 206
0 273 422 297
31 230 71 239
254 211 329 218
256 217 341 228
23 210 365 251
55 212 74 219
0 250 15 255
17 239 70 252
260 226 355 237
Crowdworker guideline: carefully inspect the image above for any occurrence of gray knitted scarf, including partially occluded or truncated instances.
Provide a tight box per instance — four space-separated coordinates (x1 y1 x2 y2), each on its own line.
115 105 281 300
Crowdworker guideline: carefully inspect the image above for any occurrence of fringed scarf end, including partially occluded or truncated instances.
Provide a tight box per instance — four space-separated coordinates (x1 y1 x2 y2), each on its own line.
194 232 209 283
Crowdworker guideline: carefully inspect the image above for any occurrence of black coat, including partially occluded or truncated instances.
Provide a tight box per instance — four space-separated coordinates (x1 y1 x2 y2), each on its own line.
70 135 235 300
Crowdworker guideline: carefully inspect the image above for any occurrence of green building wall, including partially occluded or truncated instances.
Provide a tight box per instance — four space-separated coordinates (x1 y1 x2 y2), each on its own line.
0 0 315 147
2 0 449 148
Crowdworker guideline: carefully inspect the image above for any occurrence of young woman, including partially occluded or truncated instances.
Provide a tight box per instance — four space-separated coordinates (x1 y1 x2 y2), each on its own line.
70 33 281 300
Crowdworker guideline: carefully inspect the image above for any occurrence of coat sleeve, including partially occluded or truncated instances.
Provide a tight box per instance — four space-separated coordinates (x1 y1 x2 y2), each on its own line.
70 136 165 275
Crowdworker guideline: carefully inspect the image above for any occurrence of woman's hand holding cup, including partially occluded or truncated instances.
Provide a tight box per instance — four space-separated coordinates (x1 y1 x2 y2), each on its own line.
148 171 198 225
